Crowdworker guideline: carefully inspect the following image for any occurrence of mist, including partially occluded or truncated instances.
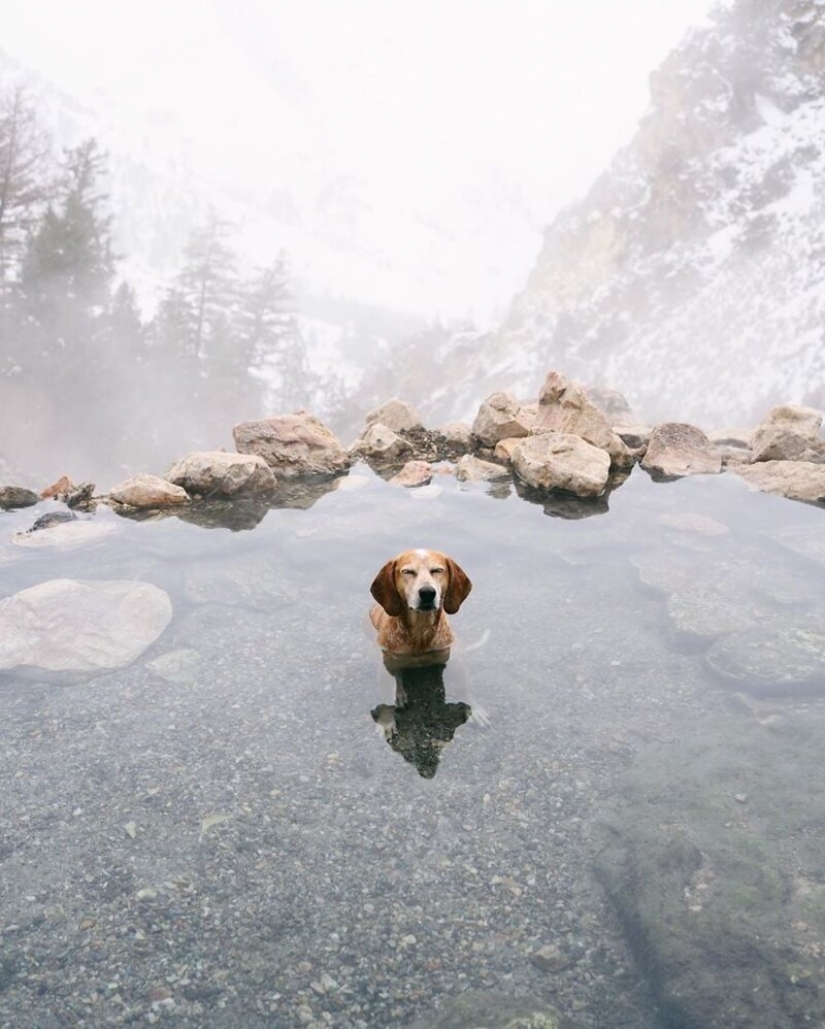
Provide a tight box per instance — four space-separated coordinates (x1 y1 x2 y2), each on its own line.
4 0 820 488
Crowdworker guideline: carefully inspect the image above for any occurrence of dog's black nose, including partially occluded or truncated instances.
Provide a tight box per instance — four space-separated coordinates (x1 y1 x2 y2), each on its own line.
418 586 437 607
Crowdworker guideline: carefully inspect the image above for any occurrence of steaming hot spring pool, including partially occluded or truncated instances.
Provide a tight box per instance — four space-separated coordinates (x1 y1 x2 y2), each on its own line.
1 464 824 1028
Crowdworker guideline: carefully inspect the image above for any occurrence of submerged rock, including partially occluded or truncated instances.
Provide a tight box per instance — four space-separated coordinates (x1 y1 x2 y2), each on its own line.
13 518 118 549
633 548 821 645
409 990 568 1029
706 616 825 694
0 578 172 681
596 713 825 1029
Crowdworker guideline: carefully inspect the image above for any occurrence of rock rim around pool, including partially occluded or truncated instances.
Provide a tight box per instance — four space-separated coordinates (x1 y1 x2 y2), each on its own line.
510 431 611 497
233 411 351 478
0 578 172 683
166 450 277 498
108 472 190 509
641 422 722 479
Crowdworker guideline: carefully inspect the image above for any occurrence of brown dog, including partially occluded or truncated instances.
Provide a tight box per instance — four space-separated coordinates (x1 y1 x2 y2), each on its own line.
369 548 472 667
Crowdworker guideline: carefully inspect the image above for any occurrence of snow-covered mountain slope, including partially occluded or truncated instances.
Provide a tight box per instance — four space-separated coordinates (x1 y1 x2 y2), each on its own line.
414 0 825 429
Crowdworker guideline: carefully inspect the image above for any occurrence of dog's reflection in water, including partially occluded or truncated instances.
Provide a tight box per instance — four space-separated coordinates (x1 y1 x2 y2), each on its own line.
371 652 471 779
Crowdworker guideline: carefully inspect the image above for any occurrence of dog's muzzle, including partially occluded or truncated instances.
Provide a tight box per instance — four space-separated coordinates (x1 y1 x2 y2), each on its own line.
416 585 437 610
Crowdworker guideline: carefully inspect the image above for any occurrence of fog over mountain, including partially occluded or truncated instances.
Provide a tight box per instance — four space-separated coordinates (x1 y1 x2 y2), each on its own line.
387 0 825 430
0 1 710 323
7 0 820 482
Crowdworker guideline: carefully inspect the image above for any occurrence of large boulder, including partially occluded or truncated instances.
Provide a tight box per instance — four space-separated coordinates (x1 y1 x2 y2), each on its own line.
536 371 634 468
641 423 722 478
0 578 172 682
108 473 189 509
233 412 351 478
471 391 532 447
166 451 276 497
750 404 825 463
729 460 825 504
364 398 423 433
511 431 611 497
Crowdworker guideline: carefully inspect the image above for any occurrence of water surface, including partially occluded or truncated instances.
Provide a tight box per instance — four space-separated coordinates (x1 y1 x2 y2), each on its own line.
1 466 823 1027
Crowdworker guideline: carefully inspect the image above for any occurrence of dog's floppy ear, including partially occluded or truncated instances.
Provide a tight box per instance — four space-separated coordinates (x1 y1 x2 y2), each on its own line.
370 559 405 616
443 558 472 614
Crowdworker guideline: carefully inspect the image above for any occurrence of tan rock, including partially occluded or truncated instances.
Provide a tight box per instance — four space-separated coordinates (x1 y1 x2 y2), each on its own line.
584 385 638 426
511 431 611 497
535 370 633 468
493 437 523 463
167 451 276 497
641 423 722 478
364 398 423 433
729 460 825 504
389 460 433 488
108 473 189 508
455 454 510 483
41 474 74 499
437 421 473 446
471 392 531 447
233 412 351 477
750 405 824 463
350 423 413 464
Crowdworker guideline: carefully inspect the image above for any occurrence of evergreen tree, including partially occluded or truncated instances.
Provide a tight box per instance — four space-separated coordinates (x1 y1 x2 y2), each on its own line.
237 254 313 412
0 85 51 303
18 137 116 381
156 209 238 362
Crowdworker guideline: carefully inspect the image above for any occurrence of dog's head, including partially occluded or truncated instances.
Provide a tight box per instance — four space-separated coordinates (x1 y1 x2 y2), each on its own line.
370 549 472 618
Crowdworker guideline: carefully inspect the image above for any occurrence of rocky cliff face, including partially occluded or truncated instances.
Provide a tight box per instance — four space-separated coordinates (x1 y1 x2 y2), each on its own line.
456 0 825 428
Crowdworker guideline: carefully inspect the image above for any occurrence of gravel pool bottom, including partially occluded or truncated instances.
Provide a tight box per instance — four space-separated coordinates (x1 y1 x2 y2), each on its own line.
1 465 824 1028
